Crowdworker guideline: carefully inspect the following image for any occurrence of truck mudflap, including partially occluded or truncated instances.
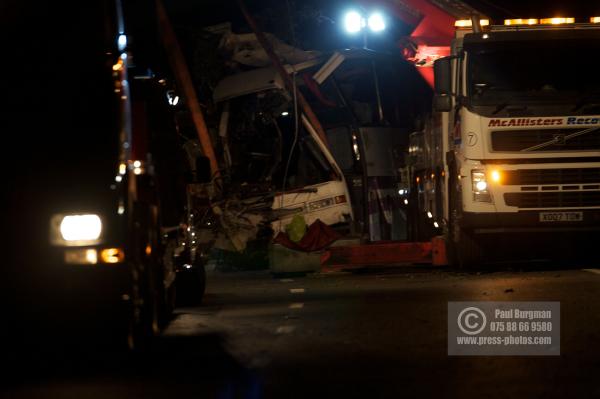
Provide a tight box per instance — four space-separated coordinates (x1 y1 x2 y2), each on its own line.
461 210 600 233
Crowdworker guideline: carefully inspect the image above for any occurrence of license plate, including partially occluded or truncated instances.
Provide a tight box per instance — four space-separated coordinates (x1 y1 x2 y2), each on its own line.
539 211 583 222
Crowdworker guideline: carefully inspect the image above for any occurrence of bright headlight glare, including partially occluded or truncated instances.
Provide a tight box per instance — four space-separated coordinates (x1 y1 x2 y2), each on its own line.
60 214 102 241
344 11 364 33
471 170 488 193
368 13 386 32
471 170 492 202
475 181 488 192
117 34 127 51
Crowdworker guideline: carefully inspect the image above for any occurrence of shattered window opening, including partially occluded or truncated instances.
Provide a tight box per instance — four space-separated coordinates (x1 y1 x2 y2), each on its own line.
227 90 331 192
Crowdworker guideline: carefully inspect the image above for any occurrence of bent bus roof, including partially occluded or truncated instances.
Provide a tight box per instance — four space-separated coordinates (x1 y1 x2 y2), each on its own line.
212 48 396 103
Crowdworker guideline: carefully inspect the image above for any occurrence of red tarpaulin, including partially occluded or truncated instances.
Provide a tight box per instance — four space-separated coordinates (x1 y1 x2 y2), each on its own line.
273 219 341 252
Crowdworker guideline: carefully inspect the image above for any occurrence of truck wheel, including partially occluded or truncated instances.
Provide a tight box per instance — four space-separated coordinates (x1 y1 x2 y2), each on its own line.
127 202 161 351
446 188 483 268
159 239 178 324
164 280 177 317
455 229 483 269
445 233 459 268
176 261 206 307
446 167 462 268
126 275 159 352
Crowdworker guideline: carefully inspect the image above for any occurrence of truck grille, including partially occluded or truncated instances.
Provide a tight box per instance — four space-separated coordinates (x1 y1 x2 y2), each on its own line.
491 129 600 152
502 168 600 185
504 192 600 208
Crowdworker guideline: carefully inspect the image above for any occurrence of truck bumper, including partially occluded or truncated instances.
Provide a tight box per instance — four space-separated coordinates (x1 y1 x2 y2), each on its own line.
461 210 600 233
14 247 133 323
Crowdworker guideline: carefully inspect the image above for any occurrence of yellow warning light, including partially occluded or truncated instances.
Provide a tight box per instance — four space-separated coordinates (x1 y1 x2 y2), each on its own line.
112 59 123 71
100 248 125 264
591 17 600 23
490 170 502 183
540 17 575 25
504 19 538 25
454 19 490 28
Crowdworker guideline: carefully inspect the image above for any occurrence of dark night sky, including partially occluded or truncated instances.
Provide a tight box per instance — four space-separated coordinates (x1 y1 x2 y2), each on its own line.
163 0 600 53
2 0 598 109
165 0 600 32
166 0 600 23
3 1 600 72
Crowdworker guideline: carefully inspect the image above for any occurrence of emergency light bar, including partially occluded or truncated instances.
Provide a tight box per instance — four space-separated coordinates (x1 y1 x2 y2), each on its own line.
454 19 489 28
456 16 599 29
504 19 538 25
539 17 575 25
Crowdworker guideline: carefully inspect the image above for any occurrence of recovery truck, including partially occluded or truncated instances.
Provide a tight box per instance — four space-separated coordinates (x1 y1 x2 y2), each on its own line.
412 16 600 267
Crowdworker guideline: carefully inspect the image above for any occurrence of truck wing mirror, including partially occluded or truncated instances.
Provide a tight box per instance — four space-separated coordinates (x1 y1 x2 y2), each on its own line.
433 95 452 112
433 56 454 112
433 57 452 96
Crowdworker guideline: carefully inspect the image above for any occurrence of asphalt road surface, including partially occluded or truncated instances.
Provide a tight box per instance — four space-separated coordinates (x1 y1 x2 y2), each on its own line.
4 263 600 398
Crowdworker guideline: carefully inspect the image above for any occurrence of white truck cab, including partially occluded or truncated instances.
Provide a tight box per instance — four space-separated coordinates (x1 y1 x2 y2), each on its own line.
418 18 600 266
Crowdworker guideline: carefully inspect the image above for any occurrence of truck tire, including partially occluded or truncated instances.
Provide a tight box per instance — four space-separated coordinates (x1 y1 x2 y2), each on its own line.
455 229 484 269
159 239 178 323
446 162 483 269
126 202 162 351
445 165 460 268
176 261 206 307
127 265 160 352
445 226 459 268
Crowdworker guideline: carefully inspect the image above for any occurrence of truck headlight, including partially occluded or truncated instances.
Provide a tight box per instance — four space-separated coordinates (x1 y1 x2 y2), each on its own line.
50 213 103 246
471 170 491 202
60 214 102 241
471 171 487 192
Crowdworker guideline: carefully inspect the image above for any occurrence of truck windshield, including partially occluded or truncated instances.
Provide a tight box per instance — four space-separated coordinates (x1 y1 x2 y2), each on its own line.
468 38 600 107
